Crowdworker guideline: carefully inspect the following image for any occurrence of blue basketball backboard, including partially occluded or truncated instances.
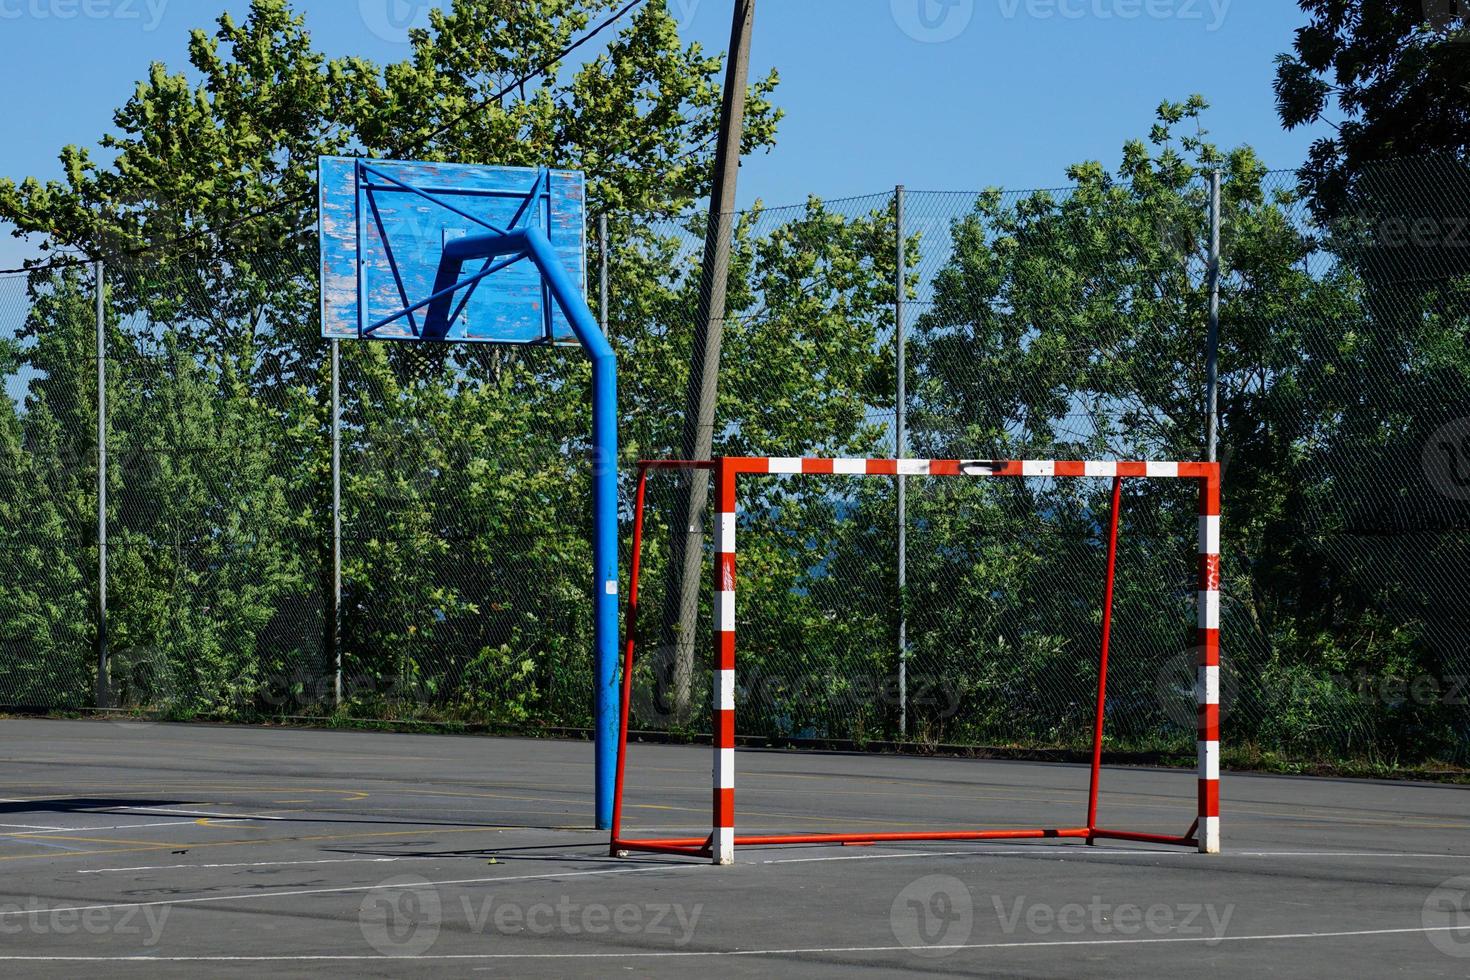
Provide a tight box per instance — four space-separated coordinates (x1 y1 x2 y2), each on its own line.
319 157 586 344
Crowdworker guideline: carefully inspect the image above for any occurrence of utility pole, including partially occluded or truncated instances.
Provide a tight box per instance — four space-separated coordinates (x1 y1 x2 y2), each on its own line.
1206 171 1222 463
95 259 109 709
895 185 908 736
665 0 755 720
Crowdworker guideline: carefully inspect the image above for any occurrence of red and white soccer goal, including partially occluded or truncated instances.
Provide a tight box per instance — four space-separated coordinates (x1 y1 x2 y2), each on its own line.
610 457 1222 865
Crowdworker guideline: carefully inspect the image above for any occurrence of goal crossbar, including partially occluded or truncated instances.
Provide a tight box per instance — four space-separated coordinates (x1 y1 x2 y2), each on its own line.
611 457 1222 864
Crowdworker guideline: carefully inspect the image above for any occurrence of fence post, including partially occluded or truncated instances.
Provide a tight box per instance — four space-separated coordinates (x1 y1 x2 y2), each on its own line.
95 259 109 709
331 338 342 707
598 213 610 337
1206 171 1221 463
895 185 908 736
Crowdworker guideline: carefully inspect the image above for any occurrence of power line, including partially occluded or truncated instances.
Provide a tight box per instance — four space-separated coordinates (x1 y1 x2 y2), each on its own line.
3 0 652 272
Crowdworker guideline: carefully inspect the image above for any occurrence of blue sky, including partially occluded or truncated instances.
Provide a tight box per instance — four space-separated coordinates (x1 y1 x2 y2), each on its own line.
0 0 1327 267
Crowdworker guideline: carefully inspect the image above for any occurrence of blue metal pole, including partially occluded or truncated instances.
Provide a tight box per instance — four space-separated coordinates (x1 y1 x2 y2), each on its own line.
434 227 619 830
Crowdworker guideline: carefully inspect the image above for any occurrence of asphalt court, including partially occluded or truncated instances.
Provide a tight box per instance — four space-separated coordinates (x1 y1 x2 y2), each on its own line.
1 717 1468 977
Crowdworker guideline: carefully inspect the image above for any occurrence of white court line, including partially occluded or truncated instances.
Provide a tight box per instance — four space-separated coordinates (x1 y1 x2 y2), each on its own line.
77 857 435 874
761 848 1470 864
0 823 68 832
8 846 1470 923
0 865 692 919
0 924 1464 963
109 807 287 821
10 820 244 837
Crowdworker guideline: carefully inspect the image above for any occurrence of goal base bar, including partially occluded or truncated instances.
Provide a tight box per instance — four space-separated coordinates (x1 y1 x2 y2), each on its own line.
612 824 1201 861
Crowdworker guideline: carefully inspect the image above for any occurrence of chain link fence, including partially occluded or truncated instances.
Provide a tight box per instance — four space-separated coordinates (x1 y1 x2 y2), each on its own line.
0 154 1466 769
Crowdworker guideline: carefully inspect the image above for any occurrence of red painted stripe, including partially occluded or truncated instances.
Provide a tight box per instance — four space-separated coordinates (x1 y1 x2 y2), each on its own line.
715 708 736 748
1198 779 1220 817
1179 462 1215 480
929 460 962 476
717 630 735 670
1199 553 1221 591
991 460 1024 477
715 788 734 827
1198 479 1221 516
1117 462 1148 478
717 475 736 512
867 459 898 476
1055 461 1086 477
1196 629 1220 666
718 552 736 592
1198 703 1220 741
799 459 832 474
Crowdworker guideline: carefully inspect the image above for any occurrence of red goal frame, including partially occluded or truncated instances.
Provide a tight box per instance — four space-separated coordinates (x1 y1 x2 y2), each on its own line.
611 457 1222 865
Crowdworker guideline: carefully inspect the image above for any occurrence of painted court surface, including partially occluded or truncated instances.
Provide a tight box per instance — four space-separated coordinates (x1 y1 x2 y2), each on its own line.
0 718 1467 978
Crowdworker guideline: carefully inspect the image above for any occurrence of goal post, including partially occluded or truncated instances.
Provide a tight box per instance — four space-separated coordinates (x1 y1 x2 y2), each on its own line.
611 456 1222 865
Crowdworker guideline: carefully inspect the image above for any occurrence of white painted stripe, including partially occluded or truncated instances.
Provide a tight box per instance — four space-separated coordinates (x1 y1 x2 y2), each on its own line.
1146 461 1180 478
716 590 735 633
833 458 866 474
719 513 735 553
16 924 1470 962
714 827 735 865
1085 461 1117 477
1200 815 1221 854
715 747 735 788
0 866 697 921
78 857 428 874
1197 665 1221 706
717 670 736 711
1199 589 1220 629
766 458 803 474
1199 515 1221 554
897 459 930 476
1022 460 1055 477
1198 741 1220 781
605 580 618 596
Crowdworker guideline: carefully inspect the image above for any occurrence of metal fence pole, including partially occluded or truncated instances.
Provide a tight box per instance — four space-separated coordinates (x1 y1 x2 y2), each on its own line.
95 259 109 709
1206 171 1221 463
895 185 908 736
331 338 342 707
598 213 610 337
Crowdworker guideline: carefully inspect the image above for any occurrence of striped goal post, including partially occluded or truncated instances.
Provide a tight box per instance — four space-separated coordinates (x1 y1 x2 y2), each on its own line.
611 457 1222 865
